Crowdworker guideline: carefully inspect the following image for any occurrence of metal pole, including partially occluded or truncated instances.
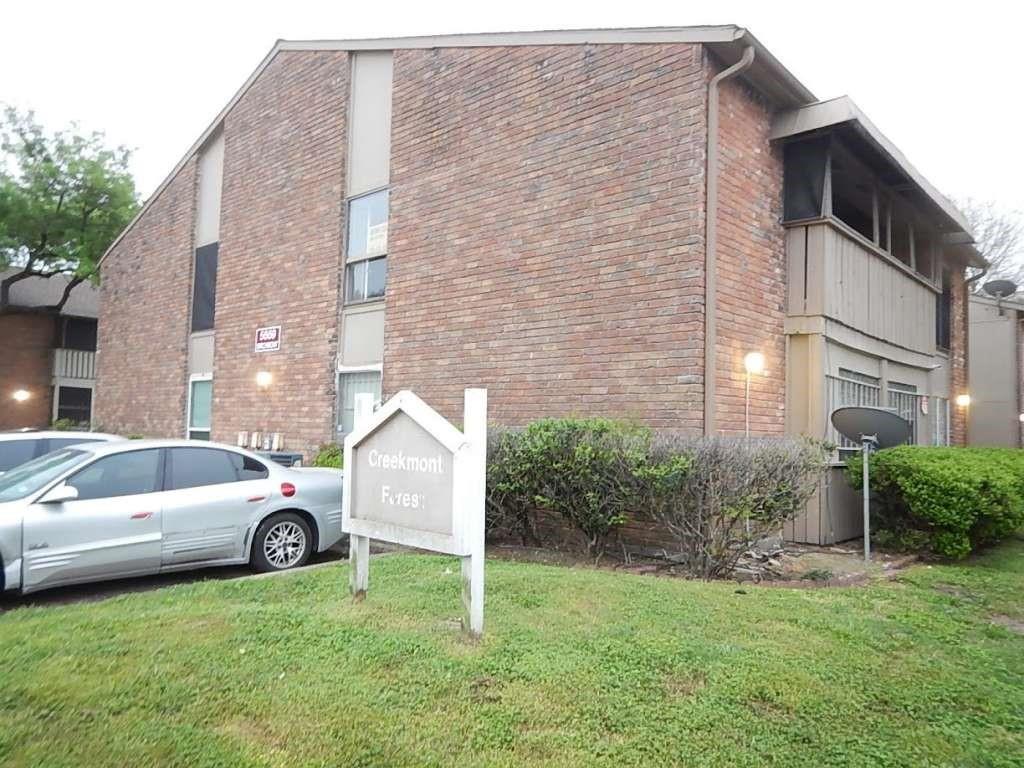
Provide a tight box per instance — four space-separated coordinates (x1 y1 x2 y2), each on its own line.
745 371 750 438
862 438 871 562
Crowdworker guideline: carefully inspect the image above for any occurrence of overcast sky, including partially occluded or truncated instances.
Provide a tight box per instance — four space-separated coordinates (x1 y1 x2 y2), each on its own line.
2 0 1021 223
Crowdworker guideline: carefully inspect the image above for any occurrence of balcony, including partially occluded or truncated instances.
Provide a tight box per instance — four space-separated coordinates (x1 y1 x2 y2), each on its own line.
785 218 938 355
53 348 96 382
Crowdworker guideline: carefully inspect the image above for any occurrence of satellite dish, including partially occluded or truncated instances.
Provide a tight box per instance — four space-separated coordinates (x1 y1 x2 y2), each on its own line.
831 406 911 449
983 279 1018 299
830 406 912 563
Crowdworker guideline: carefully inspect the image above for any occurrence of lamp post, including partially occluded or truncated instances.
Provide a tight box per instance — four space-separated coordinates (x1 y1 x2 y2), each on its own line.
743 352 765 438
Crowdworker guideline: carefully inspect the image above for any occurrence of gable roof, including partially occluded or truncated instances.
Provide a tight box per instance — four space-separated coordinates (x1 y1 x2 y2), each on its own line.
99 25 814 265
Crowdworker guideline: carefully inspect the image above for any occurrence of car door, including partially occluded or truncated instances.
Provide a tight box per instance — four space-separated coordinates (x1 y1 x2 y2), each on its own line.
160 447 272 566
21 448 164 592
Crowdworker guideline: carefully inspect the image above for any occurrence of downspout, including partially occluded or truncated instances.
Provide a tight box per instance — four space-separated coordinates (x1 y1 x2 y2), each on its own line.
704 45 755 436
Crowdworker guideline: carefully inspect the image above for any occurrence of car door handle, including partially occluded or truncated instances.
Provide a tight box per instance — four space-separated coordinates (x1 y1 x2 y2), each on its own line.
247 495 267 503
130 511 154 520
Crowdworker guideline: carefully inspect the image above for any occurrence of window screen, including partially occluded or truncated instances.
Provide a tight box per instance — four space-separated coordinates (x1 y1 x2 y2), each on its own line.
337 370 382 434
191 242 219 332
57 386 92 424
68 450 162 500
783 137 828 221
167 448 239 490
62 317 98 351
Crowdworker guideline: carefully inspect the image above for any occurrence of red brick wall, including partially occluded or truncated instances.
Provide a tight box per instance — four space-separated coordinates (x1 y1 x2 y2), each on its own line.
708 58 786 436
0 313 55 429
385 44 708 429
94 160 196 436
950 268 969 445
212 51 348 457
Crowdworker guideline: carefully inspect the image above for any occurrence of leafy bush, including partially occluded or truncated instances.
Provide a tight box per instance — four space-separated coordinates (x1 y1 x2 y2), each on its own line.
486 419 650 559
642 436 828 578
313 443 343 469
486 420 828 575
846 446 1024 559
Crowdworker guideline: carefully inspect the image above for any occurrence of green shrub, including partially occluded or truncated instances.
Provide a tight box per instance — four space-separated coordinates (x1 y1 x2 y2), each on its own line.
486 419 650 559
51 417 88 431
642 435 828 578
485 420 827 574
313 443 343 469
846 446 1024 559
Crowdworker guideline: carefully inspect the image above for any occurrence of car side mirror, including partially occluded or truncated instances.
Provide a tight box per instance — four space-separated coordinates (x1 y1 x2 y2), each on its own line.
38 483 79 504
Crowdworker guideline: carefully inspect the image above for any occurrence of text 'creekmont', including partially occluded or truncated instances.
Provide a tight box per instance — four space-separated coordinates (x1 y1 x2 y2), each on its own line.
366 448 446 475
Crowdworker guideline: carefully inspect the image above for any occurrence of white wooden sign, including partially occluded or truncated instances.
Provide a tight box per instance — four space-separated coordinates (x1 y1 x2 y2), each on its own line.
342 388 487 635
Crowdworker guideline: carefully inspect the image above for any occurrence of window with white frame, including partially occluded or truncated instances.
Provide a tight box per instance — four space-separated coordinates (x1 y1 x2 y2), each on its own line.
826 368 881 462
188 377 212 441
337 369 382 435
345 189 388 303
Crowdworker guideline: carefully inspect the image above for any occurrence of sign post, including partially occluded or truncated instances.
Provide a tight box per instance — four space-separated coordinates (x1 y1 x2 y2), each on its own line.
342 388 487 635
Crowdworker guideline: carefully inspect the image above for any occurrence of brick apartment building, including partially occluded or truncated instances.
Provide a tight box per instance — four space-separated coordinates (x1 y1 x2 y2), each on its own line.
1 270 99 429
95 26 984 543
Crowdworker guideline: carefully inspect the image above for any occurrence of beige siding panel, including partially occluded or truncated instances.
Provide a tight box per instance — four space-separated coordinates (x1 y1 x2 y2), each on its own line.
195 130 224 247
347 51 393 196
341 305 385 366
808 223 936 355
786 227 807 315
805 225 826 315
188 332 215 375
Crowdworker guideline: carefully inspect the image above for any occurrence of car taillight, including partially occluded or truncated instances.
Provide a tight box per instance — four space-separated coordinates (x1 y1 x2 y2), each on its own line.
280 482 296 498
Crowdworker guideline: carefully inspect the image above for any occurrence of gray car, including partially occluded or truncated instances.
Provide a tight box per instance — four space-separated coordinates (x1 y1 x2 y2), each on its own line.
0 440 343 595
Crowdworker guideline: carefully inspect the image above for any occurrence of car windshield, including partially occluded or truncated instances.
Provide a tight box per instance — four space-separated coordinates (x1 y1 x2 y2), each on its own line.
0 449 90 503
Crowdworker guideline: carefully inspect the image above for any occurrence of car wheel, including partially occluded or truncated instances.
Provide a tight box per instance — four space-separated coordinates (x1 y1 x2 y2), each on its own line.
251 513 313 573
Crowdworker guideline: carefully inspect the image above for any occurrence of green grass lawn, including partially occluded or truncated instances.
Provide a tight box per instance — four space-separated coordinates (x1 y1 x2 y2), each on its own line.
1 540 1022 768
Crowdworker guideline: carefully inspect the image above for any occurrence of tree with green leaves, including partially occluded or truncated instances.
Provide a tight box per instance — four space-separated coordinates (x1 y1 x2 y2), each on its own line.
0 107 139 312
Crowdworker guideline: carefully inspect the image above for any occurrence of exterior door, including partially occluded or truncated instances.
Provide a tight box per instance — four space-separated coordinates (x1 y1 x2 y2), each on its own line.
21 448 164 592
160 447 271 565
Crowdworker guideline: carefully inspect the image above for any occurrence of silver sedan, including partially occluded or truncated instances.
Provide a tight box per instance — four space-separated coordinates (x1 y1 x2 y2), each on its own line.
0 440 344 595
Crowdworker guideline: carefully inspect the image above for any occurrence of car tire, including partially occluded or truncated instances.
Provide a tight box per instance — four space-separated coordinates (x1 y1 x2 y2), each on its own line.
251 512 313 573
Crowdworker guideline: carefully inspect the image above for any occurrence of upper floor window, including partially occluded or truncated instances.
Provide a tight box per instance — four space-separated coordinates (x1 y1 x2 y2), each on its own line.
345 189 388 304
783 137 828 222
191 242 219 332
61 317 98 351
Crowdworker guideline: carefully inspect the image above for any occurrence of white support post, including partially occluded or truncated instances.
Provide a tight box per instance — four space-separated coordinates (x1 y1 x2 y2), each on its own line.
461 388 487 637
349 393 374 599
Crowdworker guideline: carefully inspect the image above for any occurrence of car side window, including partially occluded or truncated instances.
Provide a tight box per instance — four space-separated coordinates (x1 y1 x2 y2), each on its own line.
168 448 242 491
228 453 269 481
66 450 162 501
0 440 38 472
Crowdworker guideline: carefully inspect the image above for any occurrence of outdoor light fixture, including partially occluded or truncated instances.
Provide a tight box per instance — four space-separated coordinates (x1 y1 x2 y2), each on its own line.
743 351 766 375
742 352 766 438
11 389 30 403
1019 413 1024 423
255 371 273 389
955 393 971 408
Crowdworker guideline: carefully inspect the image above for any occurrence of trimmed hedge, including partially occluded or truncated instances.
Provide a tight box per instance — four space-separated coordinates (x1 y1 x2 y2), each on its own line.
488 418 828 572
846 446 1024 559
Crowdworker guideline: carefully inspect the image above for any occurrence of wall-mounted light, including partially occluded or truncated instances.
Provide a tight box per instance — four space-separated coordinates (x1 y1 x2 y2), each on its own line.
955 393 971 408
11 389 30 403
255 371 273 390
743 351 766 375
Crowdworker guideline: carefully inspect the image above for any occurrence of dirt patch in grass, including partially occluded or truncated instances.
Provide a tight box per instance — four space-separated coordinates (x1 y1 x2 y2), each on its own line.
990 614 1024 635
